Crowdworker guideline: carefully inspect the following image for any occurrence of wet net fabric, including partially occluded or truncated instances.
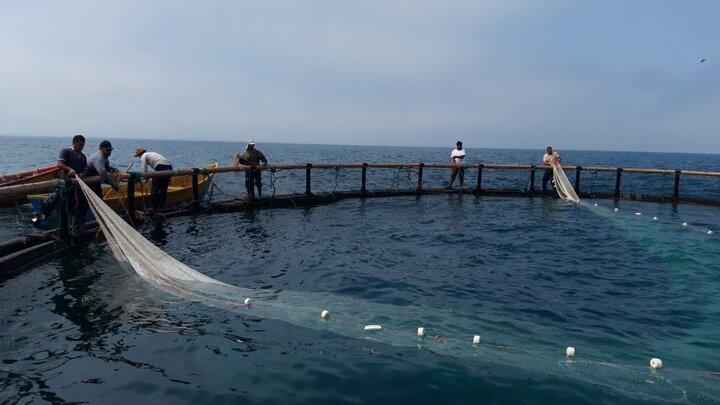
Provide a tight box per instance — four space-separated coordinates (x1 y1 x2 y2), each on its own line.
552 164 580 203
76 178 720 402
77 178 229 290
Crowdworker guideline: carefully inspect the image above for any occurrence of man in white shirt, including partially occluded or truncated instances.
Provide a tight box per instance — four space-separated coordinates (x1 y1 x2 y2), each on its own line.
446 141 466 189
135 147 173 212
542 146 561 194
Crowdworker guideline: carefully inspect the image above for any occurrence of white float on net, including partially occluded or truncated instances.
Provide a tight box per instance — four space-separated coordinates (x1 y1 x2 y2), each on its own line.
635 212 642 216
614 208 619 212
321 310 330 319
417 327 425 337
473 335 481 345
682 223 688 227
653 217 658 221
566 346 575 357
708 230 714 235
364 325 382 331
650 358 663 369
244 298 252 306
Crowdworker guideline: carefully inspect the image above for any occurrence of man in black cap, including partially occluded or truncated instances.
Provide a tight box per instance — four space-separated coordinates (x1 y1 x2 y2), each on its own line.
86 140 120 197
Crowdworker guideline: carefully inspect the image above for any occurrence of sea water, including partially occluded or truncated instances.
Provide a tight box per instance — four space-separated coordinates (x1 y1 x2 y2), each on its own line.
1 136 720 403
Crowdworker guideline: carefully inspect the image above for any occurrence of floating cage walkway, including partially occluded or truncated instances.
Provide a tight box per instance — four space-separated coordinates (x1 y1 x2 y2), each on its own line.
1 161 720 272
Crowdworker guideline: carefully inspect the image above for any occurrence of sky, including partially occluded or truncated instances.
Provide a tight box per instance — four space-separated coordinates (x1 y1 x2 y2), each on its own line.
1 0 719 153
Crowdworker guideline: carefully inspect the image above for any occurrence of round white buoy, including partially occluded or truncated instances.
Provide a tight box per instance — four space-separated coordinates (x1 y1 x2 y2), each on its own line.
635 212 642 216
653 217 658 221
472 335 481 345
364 325 382 331
321 310 330 319
244 298 252 306
594 203 598 207
614 208 619 212
708 230 714 235
566 346 575 357
650 358 663 369
682 223 688 227
417 327 425 337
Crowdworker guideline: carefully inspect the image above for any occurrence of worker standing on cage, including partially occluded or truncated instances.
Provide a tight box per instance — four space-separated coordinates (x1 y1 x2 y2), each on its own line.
542 146 561 194
134 147 173 213
234 139 268 200
446 141 466 189
35 135 89 236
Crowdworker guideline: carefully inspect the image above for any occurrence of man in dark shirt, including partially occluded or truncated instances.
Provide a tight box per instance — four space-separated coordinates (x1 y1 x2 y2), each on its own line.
234 139 268 199
37 135 89 236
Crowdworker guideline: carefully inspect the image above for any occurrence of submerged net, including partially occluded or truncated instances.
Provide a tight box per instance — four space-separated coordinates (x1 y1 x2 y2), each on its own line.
76 178 720 402
553 164 580 203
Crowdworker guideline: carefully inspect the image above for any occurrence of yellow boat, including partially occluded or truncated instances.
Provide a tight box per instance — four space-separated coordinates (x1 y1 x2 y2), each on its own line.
28 163 218 214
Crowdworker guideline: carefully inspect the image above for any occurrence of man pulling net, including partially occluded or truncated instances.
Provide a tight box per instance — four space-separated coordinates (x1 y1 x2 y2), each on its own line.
542 146 579 203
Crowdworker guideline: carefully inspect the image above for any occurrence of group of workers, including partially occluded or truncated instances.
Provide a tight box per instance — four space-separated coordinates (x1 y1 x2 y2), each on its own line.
446 142 561 193
36 135 175 237
37 135 563 238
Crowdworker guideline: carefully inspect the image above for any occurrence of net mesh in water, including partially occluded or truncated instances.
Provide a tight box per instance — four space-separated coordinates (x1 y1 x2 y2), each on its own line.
553 163 580 203
76 178 720 402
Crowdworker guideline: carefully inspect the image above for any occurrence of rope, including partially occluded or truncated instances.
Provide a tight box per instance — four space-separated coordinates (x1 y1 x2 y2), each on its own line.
331 167 340 195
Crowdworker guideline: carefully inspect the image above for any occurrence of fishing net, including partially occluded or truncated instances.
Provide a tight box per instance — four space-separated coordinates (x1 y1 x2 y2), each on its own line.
76 177 720 402
552 164 580 203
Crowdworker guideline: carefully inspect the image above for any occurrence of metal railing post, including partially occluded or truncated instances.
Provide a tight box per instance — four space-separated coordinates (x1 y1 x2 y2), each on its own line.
361 163 367 194
673 169 681 202
615 168 623 198
476 164 484 192
417 163 424 192
127 179 136 223
305 163 312 196
574 166 582 193
192 168 200 211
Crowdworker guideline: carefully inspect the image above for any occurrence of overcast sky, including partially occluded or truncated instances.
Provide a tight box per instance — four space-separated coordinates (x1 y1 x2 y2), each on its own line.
1 1 719 152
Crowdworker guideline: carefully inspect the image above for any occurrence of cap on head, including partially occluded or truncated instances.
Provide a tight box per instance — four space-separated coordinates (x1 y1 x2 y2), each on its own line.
99 140 113 150
247 139 256 145
134 147 147 157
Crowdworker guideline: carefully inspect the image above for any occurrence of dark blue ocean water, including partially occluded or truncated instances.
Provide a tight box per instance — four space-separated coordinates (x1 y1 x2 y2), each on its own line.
1 136 720 403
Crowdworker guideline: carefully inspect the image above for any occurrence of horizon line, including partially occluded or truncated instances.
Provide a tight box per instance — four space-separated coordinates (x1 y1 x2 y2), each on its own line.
1 133 718 156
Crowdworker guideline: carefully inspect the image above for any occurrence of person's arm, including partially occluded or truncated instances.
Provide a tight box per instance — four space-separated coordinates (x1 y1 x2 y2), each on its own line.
99 158 119 191
56 150 77 177
141 155 149 172
259 152 268 166
57 161 77 177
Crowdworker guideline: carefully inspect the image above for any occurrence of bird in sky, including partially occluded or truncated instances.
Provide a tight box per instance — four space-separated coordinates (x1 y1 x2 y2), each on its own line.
700 58 706 63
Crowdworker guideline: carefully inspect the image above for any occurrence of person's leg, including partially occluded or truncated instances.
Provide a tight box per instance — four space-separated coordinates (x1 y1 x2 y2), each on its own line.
71 186 88 238
244 172 255 199
542 169 553 193
159 167 171 211
448 167 457 188
39 190 59 217
90 184 103 198
151 176 161 211
255 171 262 198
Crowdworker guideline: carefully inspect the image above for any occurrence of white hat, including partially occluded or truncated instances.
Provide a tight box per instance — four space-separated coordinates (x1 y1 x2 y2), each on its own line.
247 139 256 145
